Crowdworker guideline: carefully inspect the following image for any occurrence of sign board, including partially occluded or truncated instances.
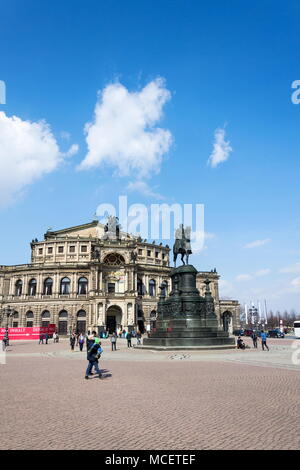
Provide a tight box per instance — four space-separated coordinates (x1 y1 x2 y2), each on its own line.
0 324 56 341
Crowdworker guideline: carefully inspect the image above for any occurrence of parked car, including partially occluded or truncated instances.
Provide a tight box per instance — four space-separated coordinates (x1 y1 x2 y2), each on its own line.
244 329 254 337
233 329 245 336
268 329 285 338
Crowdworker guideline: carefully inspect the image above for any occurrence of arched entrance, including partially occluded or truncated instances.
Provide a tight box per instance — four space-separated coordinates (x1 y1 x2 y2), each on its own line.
76 310 87 334
222 311 233 334
58 310 68 335
106 305 122 334
137 309 145 334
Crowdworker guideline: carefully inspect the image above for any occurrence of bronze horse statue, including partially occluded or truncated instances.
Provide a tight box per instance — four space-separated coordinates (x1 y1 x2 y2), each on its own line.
173 224 192 266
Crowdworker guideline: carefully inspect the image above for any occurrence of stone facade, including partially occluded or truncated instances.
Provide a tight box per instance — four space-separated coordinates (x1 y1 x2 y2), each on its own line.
0 221 240 334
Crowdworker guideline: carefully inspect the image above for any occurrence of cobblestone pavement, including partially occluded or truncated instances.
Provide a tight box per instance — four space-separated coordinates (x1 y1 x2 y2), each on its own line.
0 337 299 450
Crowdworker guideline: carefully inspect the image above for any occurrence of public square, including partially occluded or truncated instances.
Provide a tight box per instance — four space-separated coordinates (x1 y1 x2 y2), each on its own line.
1 336 299 451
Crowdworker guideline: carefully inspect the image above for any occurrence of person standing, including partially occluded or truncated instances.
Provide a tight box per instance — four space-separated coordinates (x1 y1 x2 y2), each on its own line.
2 329 9 351
45 333 49 345
126 331 132 348
4 328 9 347
136 331 142 345
110 332 117 351
39 333 44 345
251 331 258 348
85 338 103 379
70 333 76 351
78 333 85 352
261 331 269 351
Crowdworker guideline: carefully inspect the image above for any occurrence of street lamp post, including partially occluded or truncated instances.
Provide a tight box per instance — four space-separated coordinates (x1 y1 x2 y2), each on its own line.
0 306 15 328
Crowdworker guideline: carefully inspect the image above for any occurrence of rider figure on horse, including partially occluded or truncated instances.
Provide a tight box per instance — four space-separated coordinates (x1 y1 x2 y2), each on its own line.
173 224 192 266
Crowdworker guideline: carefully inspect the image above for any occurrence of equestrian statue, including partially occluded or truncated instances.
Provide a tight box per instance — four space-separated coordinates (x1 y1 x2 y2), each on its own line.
173 224 192 267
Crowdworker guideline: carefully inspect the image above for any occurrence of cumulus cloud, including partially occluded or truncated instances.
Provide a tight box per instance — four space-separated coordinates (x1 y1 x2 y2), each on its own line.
79 78 172 178
0 111 78 207
208 127 232 168
244 238 271 249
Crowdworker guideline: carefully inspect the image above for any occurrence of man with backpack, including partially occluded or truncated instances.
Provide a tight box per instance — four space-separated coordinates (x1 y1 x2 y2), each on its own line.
85 337 103 380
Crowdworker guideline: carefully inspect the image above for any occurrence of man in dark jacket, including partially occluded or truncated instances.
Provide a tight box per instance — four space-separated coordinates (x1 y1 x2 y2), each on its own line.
251 331 258 348
126 331 132 348
85 338 103 379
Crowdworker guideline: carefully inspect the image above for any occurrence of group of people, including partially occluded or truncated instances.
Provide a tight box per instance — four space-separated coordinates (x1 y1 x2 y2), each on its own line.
237 331 269 351
38 332 59 344
69 329 143 352
69 332 85 351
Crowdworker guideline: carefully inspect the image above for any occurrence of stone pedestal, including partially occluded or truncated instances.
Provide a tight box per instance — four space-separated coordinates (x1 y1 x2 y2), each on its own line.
140 265 235 350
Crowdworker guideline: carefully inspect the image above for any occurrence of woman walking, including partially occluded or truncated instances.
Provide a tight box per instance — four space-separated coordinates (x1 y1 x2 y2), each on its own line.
78 333 85 352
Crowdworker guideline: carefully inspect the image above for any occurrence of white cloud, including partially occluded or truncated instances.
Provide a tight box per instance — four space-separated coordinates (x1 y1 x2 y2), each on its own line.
208 127 232 168
78 78 172 178
127 180 165 200
244 238 271 249
255 268 271 277
236 274 253 281
279 262 300 274
62 144 79 158
291 277 300 290
0 111 77 207
236 268 270 281
60 131 71 140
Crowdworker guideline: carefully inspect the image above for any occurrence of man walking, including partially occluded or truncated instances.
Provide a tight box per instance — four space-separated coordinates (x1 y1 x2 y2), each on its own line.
261 331 269 351
251 331 258 348
85 338 103 380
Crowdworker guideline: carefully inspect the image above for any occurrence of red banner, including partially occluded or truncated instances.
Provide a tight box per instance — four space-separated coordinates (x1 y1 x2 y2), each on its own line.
0 324 56 341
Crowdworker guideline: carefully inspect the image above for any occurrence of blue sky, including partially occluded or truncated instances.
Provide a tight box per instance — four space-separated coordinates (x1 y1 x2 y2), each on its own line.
1 0 300 312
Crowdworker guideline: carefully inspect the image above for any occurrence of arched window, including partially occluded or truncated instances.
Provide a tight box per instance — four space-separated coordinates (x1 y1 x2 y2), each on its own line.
78 277 88 295
77 309 86 317
13 311 19 318
15 280 22 296
28 278 37 296
60 277 70 295
43 278 53 295
41 310 50 318
26 311 34 318
149 279 156 297
59 310 68 318
161 280 168 296
103 253 125 265
137 279 144 296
